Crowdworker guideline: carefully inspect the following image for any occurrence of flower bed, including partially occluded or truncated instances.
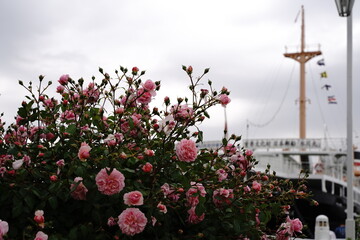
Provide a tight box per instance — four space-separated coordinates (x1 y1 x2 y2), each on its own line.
0 66 310 239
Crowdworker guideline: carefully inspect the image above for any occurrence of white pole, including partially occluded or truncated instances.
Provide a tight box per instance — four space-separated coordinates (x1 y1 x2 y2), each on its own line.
345 13 355 240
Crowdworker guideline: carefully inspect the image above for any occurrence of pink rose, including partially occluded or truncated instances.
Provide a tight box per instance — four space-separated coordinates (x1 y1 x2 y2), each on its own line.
95 168 125 195
276 221 292 240
171 104 193 120
288 217 303 233
218 94 231 107
187 206 205 224
0 220 9 239
123 191 144 206
56 159 65 167
144 148 155 156
137 88 153 104
34 210 45 228
176 139 198 162
161 183 180 202
58 74 69 85
252 181 262 192
107 217 117 227
118 208 147 236
56 85 65 93
216 169 228 182
212 188 234 207
70 177 88 200
245 149 253 156
143 79 156 91
186 182 206 206
78 142 91 161
49 175 57 182
34 231 48 240
157 202 167 213
142 162 153 173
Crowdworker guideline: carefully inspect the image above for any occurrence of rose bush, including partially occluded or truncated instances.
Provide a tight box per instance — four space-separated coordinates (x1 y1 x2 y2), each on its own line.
0 65 309 239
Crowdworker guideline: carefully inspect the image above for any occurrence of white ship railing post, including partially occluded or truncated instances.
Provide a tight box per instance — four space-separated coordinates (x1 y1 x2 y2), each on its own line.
334 0 355 238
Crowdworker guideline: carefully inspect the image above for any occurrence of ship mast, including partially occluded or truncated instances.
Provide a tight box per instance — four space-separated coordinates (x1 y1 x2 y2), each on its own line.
284 5 322 139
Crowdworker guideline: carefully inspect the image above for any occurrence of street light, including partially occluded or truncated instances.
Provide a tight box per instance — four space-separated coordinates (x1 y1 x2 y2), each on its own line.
334 0 355 239
335 0 355 16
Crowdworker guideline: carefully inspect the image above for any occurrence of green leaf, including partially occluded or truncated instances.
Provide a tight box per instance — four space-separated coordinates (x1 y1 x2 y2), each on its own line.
66 124 77 135
204 111 210 118
12 203 23 218
24 195 35 209
69 227 78 240
198 131 203 142
48 196 58 209
17 107 27 118
233 216 241 234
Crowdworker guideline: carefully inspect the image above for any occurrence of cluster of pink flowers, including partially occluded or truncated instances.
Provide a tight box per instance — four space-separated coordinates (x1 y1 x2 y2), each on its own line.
171 104 194 121
212 188 234 207
161 183 180 202
0 67 308 239
186 182 206 224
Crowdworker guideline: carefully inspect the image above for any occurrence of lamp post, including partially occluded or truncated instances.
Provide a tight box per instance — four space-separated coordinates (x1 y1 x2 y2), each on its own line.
334 0 355 238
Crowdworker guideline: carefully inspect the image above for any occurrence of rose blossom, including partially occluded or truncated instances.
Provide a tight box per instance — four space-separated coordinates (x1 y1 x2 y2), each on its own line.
143 79 156 91
95 168 125 195
56 159 65 167
137 88 153 104
144 148 155 156
142 162 153 173
107 217 117 227
123 191 144 206
288 217 303 233
157 202 167 213
58 74 69 85
245 149 253 156
118 208 147 236
187 206 205 224
252 181 262 192
34 231 48 240
70 177 88 200
212 188 234 207
12 159 24 170
186 182 206 206
216 168 228 182
218 94 231 107
78 142 91 161
34 210 44 228
0 220 9 240
171 104 193 120
176 139 197 162
160 183 180 202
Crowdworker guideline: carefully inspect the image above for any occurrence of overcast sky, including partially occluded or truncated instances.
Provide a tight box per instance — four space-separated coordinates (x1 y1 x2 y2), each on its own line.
0 0 359 144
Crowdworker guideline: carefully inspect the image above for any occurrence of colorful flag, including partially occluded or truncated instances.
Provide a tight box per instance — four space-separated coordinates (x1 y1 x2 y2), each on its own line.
328 95 337 104
320 72 328 78
321 84 331 90
317 59 325 66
